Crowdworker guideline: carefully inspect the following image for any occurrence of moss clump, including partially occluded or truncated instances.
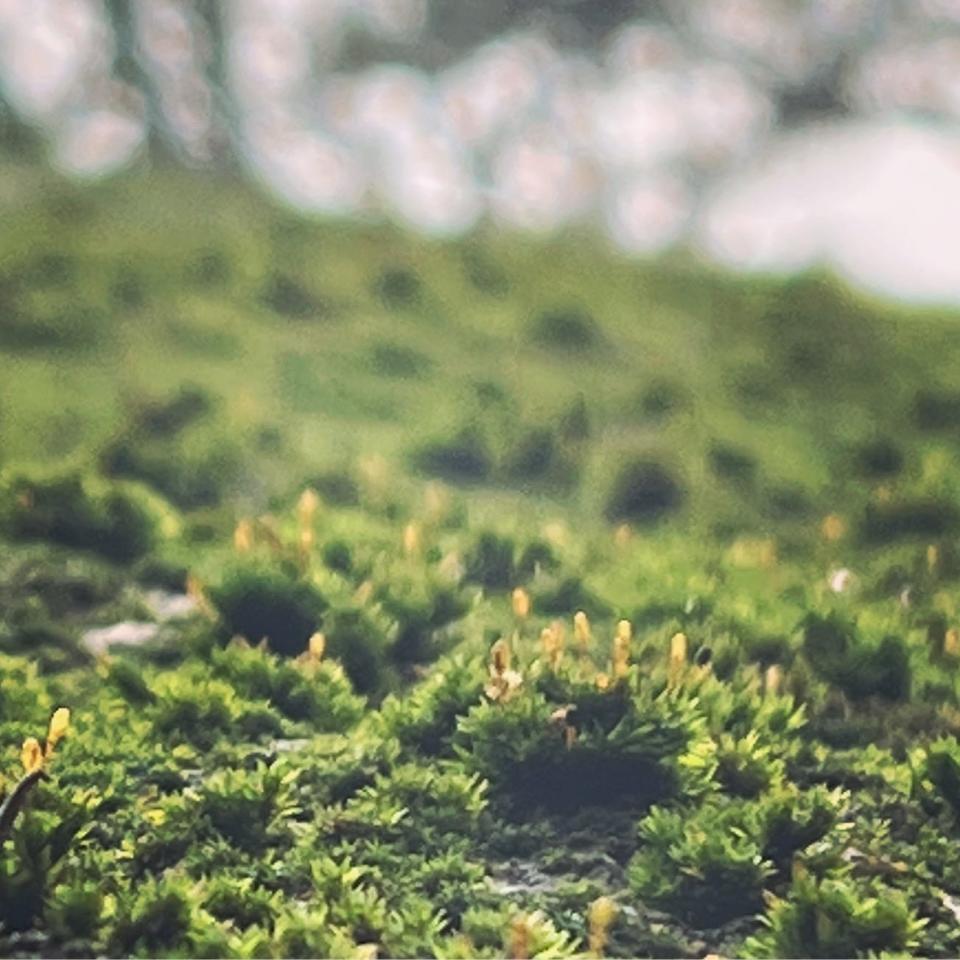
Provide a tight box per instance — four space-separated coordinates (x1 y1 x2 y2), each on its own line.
912 388 960 431
463 531 517 589
741 870 924 959
209 562 328 658
375 577 469 665
455 672 710 813
802 613 911 702
378 655 484 757
629 799 773 927
373 266 422 310
411 426 494 485
108 876 196 956
200 762 300 853
502 427 579 493
99 428 242 510
150 674 261 749
259 271 325 320
320 603 393 697
853 437 904 479
708 442 758 487
369 341 433 379
861 498 959 544
0 468 175 562
130 384 214 439
636 379 688 421
211 638 363 730
529 306 602 351
604 458 685 525
629 787 846 930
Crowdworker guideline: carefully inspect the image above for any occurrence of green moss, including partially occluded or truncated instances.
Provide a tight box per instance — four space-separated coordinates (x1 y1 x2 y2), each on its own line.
0 468 175 561
209 562 328 657
5 168 960 958
741 870 924 958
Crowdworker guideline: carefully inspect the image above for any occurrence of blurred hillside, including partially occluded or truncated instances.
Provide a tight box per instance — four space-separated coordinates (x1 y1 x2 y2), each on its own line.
8 165 960 960
3 164 960 550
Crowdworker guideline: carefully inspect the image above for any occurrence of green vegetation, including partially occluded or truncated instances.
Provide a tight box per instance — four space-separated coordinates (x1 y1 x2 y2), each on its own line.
4 167 960 956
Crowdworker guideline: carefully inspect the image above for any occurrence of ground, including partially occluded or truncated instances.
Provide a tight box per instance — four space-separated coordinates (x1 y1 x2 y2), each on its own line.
3 166 960 958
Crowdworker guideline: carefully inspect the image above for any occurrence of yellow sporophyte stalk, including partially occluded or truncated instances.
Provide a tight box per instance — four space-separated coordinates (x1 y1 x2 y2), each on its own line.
21 737 43 775
588 896 619 957
486 639 522 702
308 632 326 661
928 544 940 573
299 527 314 556
491 638 511 675
402 521 420 557
45 707 70 757
612 641 629 678
945 627 960 657
512 587 531 620
612 620 632 678
297 487 320 529
667 632 688 687
540 626 563 669
820 514 846 542
233 518 254 553
186 574 216 620
764 664 782 697
423 481 450 524
354 580 374 605
508 913 531 960
574 610 591 651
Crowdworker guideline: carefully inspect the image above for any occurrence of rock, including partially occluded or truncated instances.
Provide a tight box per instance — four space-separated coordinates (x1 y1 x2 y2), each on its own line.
81 621 161 656
270 738 312 754
487 859 558 896
144 589 198 621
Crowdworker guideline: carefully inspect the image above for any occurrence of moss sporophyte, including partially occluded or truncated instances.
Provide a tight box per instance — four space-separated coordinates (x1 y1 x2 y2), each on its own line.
485 638 522 703
512 587 531 621
574 610 591 652
587 895 618 958
612 619 632 679
1 708 71 840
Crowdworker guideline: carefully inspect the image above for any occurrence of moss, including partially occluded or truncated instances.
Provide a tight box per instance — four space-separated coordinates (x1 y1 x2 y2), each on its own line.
708 442 758 486
131 384 215 439
529 306 602 351
374 267 422 310
604 458 685 525
853 437 905 479
99 429 242 510
412 426 494 484
321 603 392 696
0 468 174 562
209 562 328 657
463 531 517 589
8 170 960 959
369 341 433 379
913 388 960 430
260 271 325 319
861 498 959 543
